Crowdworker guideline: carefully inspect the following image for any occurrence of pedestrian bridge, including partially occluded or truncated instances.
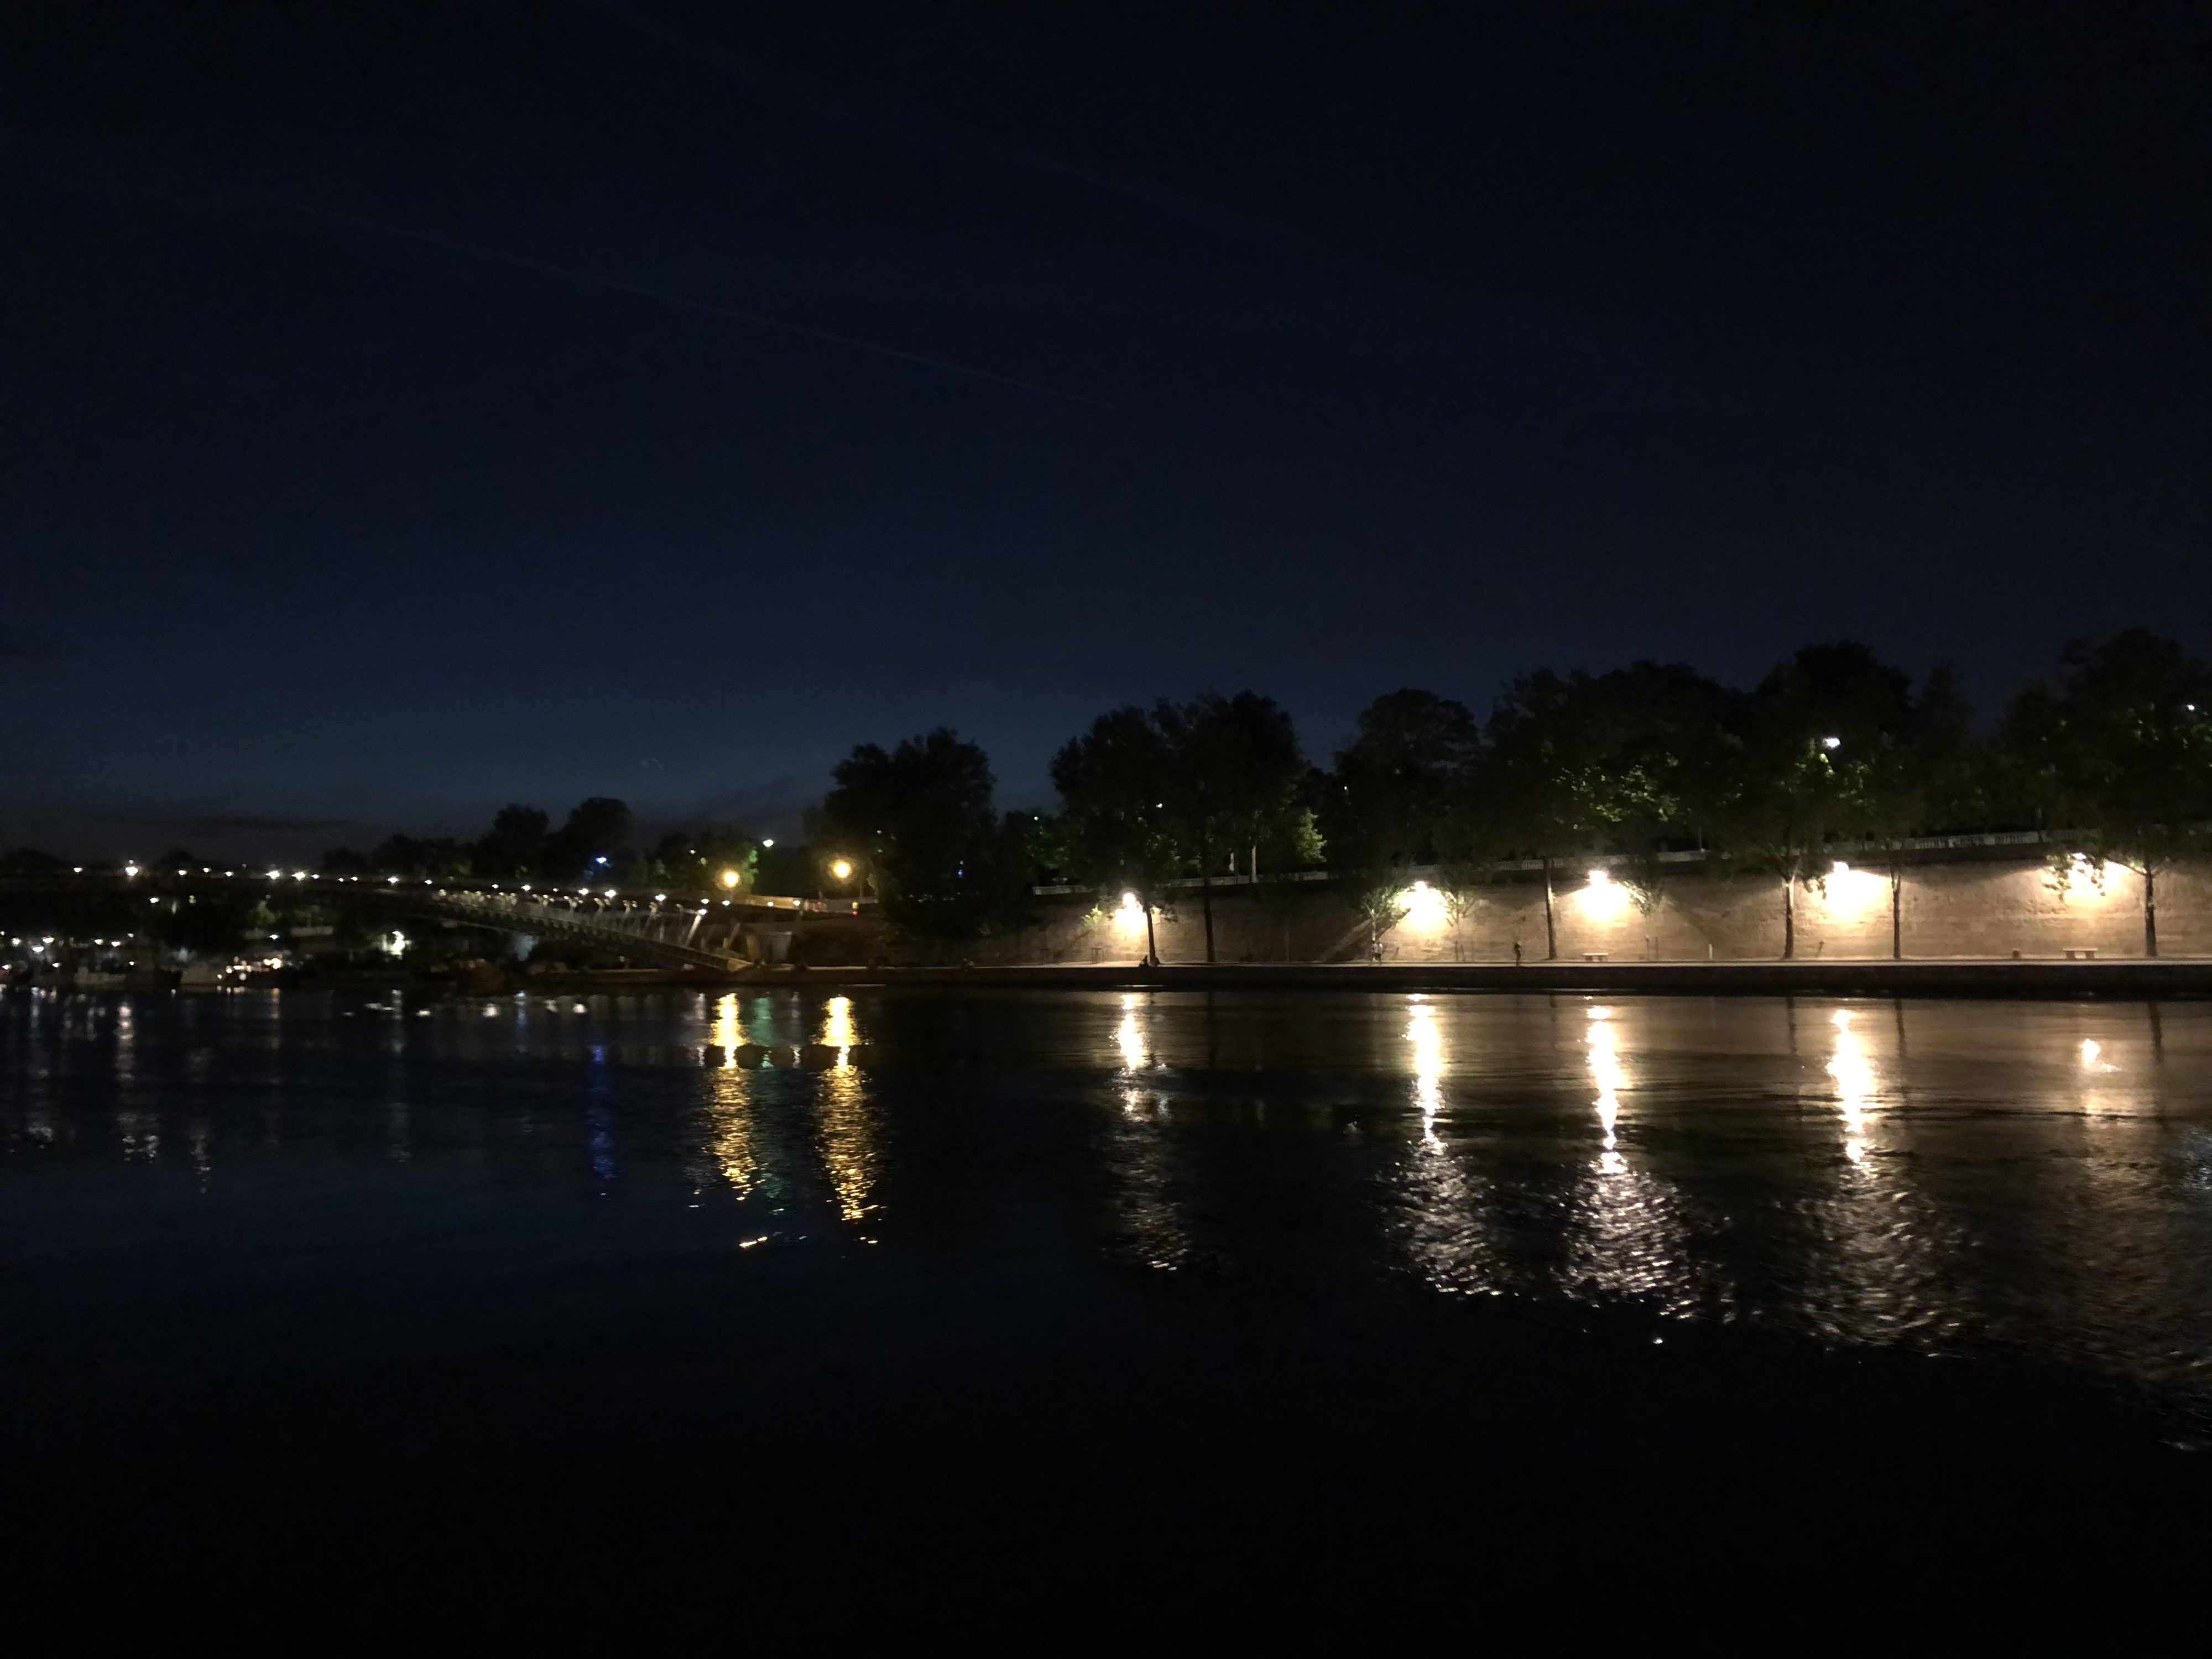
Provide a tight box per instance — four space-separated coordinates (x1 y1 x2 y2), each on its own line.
0 868 852 973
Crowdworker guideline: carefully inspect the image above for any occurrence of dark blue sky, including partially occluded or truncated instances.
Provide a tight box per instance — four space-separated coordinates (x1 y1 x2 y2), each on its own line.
3 1 2206 859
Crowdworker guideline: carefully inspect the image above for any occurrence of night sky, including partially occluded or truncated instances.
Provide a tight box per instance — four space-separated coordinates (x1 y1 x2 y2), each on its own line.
4 2 2206 858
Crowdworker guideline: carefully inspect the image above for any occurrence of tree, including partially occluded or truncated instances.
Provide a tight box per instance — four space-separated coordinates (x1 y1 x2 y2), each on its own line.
1432 862 1486 961
369 834 472 880
1324 690 1482 959
1849 667 1976 959
473 805 550 880
1052 707 1182 965
546 798 633 883
1324 690 1483 872
2001 632 2212 957
1718 643 1917 959
649 827 759 897
1155 691 1306 963
1482 671 1608 959
817 728 1019 945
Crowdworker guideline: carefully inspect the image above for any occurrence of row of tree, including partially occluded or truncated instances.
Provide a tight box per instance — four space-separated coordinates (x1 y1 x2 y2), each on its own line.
323 799 764 894
295 631 2208 959
814 632 2212 959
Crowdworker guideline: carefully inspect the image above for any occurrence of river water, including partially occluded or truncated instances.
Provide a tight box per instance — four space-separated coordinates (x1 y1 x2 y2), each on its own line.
4 986 2210 1644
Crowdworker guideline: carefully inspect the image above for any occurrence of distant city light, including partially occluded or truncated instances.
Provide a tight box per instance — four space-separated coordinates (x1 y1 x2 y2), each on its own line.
123 864 139 878
594 856 609 867
1822 736 1841 749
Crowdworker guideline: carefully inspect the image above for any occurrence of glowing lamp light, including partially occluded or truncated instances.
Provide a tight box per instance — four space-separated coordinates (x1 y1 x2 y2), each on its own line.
1822 735 1841 750
387 875 401 885
2061 853 2110 901
1401 879 1446 927
830 859 854 881
603 888 616 898
761 838 776 849
1832 861 1849 878
1578 866 1629 922
654 893 666 902
719 869 742 889
267 869 282 880
123 864 139 878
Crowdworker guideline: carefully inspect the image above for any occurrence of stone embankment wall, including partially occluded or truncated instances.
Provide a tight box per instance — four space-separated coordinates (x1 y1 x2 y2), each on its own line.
811 851 2212 966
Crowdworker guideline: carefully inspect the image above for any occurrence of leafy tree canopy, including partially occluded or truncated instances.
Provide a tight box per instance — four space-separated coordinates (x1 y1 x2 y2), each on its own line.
818 728 1025 942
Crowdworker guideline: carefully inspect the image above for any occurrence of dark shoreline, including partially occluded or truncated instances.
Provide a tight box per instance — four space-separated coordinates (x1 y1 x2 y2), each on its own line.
311 957 2212 999
60 957 2212 1000
804 958 2212 998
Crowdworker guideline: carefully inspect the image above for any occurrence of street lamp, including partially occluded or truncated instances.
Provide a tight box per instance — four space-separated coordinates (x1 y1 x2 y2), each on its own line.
719 868 742 890
830 858 853 883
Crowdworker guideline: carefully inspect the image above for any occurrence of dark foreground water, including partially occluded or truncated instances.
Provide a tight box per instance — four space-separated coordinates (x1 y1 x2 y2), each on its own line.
4 987 2210 1650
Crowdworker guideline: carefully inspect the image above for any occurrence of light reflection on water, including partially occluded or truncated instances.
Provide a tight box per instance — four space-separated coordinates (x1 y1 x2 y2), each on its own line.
2 987 2210 1392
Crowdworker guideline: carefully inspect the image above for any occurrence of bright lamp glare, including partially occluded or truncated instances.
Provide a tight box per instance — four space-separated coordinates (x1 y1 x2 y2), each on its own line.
1400 880 1446 927
719 869 741 889
830 859 854 881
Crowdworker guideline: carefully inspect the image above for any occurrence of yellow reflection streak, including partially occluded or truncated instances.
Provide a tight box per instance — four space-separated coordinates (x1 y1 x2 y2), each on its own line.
1116 992 1149 1073
701 1070 761 1198
1407 997 1444 1146
816 1064 877 1227
820 994 859 1060
1587 1007 1624 1170
813 998 877 1229
1827 1009 1875 1162
688 994 765 1199
709 993 744 1068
